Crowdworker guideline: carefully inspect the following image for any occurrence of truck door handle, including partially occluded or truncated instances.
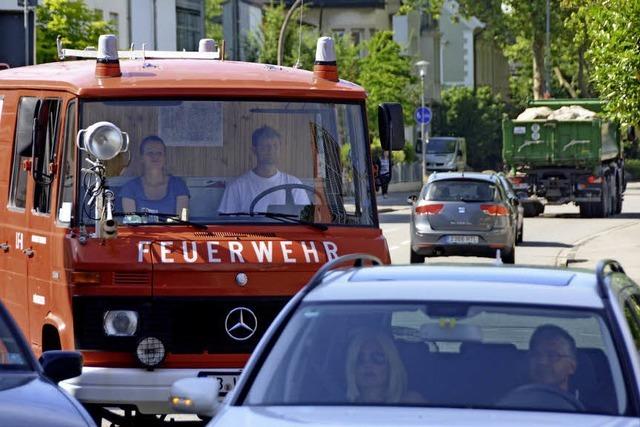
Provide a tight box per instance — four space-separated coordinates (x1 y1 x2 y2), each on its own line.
0 243 9 252
22 248 34 257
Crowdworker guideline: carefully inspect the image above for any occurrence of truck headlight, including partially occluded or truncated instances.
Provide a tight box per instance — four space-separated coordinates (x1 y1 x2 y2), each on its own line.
78 121 129 160
103 310 138 336
136 336 166 368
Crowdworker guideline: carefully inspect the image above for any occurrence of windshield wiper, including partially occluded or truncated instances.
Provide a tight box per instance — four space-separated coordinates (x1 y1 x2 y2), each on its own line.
111 211 208 230
219 211 328 231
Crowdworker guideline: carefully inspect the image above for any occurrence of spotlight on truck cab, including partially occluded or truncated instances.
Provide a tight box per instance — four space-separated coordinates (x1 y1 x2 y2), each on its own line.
77 121 129 160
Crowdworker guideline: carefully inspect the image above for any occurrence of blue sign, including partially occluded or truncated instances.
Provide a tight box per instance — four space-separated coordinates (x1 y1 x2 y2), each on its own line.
415 107 432 124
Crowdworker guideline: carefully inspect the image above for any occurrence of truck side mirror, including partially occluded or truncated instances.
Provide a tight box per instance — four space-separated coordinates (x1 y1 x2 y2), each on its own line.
378 103 405 151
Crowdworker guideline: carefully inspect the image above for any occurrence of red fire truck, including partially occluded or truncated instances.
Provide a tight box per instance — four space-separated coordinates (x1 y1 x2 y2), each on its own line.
0 34 404 423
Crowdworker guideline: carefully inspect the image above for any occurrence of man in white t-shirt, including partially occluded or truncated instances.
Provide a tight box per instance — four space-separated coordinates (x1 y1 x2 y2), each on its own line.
218 125 310 214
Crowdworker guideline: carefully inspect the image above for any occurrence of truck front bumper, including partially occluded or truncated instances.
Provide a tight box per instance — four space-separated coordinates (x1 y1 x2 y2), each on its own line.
60 367 241 414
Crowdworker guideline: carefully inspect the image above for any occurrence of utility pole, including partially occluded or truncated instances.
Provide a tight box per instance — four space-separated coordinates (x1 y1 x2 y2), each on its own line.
415 60 429 185
23 0 29 66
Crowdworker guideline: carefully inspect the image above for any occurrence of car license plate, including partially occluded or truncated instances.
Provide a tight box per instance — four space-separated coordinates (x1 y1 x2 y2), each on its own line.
448 235 479 244
197 371 240 397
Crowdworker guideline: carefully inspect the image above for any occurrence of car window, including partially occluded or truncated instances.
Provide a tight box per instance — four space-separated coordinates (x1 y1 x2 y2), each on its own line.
244 302 627 416
423 180 498 202
0 314 30 369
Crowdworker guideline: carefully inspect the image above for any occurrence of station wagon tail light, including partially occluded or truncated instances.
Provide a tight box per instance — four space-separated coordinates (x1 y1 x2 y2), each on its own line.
587 175 602 184
509 176 523 184
415 203 444 215
480 204 509 216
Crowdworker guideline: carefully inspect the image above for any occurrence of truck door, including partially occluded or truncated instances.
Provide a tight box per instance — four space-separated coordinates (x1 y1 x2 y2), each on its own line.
25 98 62 351
2 96 38 336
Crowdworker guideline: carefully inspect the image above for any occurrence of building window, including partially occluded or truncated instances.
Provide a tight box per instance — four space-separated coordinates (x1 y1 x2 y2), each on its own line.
109 12 119 32
176 4 203 51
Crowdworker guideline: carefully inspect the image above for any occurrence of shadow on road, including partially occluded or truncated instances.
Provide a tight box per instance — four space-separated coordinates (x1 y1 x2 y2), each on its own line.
378 213 411 224
611 212 640 219
520 241 573 248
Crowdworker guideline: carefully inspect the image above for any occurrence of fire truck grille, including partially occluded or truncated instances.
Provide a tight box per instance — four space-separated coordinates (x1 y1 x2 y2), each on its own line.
73 296 289 354
192 231 277 238
113 272 151 286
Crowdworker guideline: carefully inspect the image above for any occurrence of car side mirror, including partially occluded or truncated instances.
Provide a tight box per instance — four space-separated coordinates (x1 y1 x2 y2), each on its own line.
170 377 220 417
407 194 418 204
457 150 463 157
510 196 520 206
39 350 83 383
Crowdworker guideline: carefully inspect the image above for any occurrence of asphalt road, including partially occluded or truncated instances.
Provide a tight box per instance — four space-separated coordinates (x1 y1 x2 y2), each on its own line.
381 182 640 283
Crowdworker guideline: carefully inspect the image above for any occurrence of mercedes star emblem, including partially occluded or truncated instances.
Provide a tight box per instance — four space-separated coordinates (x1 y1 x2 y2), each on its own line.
224 307 258 341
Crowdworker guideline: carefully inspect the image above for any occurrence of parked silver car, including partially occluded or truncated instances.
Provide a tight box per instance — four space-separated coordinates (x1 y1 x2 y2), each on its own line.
410 172 517 263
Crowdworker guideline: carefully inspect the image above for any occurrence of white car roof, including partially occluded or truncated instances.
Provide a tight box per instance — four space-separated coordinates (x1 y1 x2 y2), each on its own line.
304 265 604 309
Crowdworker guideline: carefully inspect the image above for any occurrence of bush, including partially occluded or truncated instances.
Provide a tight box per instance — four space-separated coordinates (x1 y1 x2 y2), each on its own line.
431 86 506 171
626 158 640 181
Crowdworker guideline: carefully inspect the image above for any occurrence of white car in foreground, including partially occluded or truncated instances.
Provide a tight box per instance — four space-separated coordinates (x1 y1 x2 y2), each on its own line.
171 255 640 426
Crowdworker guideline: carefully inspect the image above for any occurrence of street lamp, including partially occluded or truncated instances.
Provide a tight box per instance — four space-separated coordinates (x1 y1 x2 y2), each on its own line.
415 60 429 184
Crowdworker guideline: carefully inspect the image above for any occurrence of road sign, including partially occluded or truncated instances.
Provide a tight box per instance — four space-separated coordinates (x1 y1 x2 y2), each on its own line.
17 0 38 6
415 107 432 124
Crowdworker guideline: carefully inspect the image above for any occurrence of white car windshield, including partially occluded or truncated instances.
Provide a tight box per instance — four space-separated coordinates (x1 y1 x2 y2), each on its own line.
245 302 627 416
79 100 374 227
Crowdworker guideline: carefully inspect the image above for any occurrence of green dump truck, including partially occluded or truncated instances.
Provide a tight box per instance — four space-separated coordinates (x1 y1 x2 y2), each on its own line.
502 99 625 218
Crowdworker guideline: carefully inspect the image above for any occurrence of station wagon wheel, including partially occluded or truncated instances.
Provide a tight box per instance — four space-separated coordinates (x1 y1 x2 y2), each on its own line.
410 248 425 264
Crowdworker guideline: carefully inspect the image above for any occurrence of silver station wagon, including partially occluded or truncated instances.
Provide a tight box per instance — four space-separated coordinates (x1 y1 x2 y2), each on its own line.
169 255 640 426
410 172 518 264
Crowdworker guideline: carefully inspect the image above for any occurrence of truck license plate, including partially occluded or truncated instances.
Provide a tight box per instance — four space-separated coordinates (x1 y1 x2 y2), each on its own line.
448 235 479 244
197 371 240 397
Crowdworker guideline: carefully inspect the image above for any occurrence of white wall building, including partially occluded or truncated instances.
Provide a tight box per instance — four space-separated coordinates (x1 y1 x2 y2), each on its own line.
87 0 203 51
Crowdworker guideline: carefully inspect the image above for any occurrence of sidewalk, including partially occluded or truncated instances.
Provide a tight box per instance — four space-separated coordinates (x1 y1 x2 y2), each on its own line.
376 189 416 213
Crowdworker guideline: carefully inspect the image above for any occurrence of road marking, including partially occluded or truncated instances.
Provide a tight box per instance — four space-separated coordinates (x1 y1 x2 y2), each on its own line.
385 227 399 233
401 240 410 245
389 246 399 251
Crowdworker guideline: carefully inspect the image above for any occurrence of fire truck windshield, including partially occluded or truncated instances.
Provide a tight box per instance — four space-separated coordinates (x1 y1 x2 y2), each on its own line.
79 100 375 227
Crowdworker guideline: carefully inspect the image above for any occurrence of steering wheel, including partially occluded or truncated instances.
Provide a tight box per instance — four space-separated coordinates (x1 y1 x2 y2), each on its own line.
499 383 585 412
248 183 325 216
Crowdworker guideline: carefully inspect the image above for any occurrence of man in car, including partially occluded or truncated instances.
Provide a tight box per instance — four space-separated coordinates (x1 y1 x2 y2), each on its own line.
528 324 578 393
500 324 583 411
218 125 309 214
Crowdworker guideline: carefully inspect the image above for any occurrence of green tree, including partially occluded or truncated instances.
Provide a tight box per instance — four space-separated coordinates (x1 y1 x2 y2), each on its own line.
333 33 361 84
433 86 505 170
205 0 224 43
36 0 115 64
245 1 315 68
583 0 640 126
456 0 584 101
359 31 418 137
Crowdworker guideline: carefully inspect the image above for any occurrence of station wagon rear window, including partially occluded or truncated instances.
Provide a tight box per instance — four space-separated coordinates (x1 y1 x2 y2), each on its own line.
79 100 374 227
423 179 499 202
